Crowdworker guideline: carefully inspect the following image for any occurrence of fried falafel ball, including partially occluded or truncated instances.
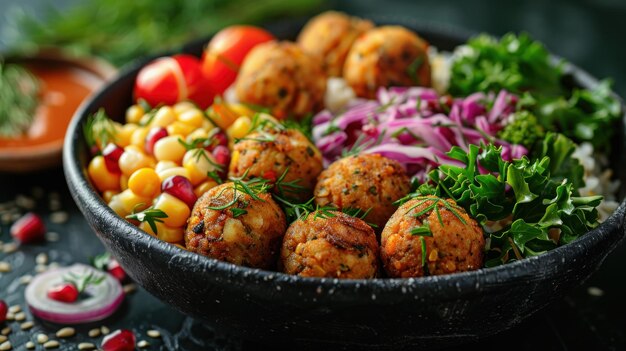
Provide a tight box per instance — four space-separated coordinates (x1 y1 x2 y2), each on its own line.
343 26 432 99
185 182 287 269
234 41 326 119
280 211 379 279
381 196 485 278
297 11 374 77
314 154 411 229
229 128 323 200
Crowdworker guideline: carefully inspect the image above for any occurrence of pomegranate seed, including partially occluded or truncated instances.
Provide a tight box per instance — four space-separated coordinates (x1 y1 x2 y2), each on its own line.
101 329 136 351
0 300 7 323
212 131 228 148
144 127 168 155
161 175 197 208
102 143 124 174
212 145 230 179
11 212 46 244
47 283 79 303
108 259 127 282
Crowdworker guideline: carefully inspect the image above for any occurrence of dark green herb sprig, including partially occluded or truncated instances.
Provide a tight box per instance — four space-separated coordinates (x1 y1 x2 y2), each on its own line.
91 252 111 271
207 171 272 216
341 130 386 158
63 270 106 293
411 133 602 266
126 206 168 233
11 0 325 67
84 108 117 150
0 63 40 137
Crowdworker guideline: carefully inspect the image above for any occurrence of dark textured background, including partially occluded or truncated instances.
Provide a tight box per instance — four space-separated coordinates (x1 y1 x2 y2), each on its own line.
1 0 625 350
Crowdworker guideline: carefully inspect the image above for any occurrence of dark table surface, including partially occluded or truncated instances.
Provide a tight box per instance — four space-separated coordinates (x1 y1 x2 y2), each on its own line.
1 0 626 350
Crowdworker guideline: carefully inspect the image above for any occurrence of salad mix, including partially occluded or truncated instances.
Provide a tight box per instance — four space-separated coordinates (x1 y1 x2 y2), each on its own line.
83 11 622 279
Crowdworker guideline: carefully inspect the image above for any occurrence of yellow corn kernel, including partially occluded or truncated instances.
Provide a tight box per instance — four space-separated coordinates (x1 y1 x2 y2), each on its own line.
201 119 216 132
182 149 220 185
186 129 209 142
150 106 177 128
173 101 197 116
166 121 196 137
229 150 240 170
177 109 205 128
109 189 150 217
120 174 129 191
139 221 184 243
153 135 187 163
116 123 138 147
119 145 154 176
130 126 150 150
157 167 190 182
227 116 252 140
153 193 191 227
208 102 239 130
194 179 218 198
102 190 119 203
126 104 145 124
155 160 178 173
88 156 121 192
228 103 254 118
128 168 161 198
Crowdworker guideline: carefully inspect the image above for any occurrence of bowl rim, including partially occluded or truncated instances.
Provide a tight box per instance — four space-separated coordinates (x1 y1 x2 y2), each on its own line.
63 16 626 297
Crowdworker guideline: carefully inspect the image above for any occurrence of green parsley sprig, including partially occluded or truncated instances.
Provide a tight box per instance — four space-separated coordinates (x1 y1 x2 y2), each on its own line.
126 206 168 234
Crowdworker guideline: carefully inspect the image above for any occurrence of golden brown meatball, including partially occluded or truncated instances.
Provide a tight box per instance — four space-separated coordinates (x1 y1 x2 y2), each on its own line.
185 182 287 269
280 211 379 279
343 26 432 99
235 41 326 119
381 196 485 278
314 154 411 229
229 128 323 200
297 11 374 77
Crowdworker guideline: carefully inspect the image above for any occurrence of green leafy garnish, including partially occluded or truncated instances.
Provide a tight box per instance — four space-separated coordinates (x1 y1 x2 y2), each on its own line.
63 270 106 293
90 252 111 271
413 135 602 266
0 63 40 137
450 33 622 149
126 207 168 234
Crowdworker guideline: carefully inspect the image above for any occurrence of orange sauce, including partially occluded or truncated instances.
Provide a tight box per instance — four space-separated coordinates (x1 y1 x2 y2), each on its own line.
0 62 103 148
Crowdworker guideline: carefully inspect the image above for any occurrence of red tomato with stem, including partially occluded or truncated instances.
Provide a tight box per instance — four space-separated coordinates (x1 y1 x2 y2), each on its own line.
201 26 275 96
134 54 213 109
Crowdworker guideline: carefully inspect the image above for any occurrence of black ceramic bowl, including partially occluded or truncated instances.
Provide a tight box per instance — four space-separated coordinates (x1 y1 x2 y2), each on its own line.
64 17 626 349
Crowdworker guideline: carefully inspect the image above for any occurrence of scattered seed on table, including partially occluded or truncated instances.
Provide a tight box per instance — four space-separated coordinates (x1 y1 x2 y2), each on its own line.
100 326 110 335
146 330 161 338
19 275 32 285
49 211 69 224
0 262 11 273
5 313 13 322
8 305 21 314
87 329 100 338
48 200 62 212
25 341 35 349
3 243 18 254
123 284 137 294
37 334 49 344
15 195 36 210
78 342 96 350
46 232 60 242
56 327 75 338
0 341 11 351
14 312 25 322
21 322 34 330
1 213 12 224
36 253 48 265
35 265 47 273
137 340 150 348
0 336 5 343
48 262 60 270
588 286 605 297
1 327 10 335
43 340 60 349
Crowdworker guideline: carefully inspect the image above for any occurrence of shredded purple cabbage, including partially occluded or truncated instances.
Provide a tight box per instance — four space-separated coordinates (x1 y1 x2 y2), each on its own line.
313 87 527 178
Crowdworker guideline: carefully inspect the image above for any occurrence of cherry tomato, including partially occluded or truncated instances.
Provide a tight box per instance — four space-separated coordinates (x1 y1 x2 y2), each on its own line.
201 26 275 96
134 54 213 109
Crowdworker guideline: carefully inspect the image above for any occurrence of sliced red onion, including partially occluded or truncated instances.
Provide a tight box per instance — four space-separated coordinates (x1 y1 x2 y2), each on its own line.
25 264 124 324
